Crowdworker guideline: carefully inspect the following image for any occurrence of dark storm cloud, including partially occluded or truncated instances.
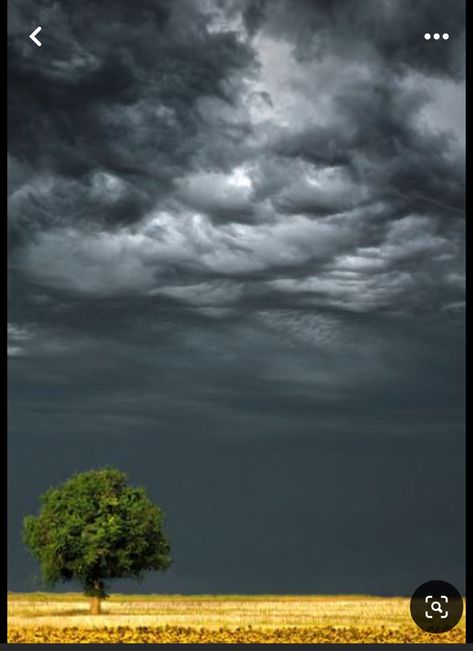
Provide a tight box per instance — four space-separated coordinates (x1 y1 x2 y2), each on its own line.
8 0 256 241
8 0 465 316
8 0 465 594
262 0 465 78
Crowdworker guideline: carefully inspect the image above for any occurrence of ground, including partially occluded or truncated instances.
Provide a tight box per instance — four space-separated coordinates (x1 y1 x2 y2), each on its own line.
7 593 466 644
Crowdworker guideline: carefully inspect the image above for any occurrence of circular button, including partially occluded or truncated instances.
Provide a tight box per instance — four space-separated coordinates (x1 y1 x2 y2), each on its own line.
410 580 463 634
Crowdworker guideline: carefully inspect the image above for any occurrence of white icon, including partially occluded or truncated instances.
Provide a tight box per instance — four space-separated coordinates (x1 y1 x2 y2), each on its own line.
29 26 42 47
424 32 450 40
425 595 449 619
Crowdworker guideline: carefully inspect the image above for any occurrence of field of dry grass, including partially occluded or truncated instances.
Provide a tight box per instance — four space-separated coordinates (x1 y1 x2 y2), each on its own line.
7 592 466 643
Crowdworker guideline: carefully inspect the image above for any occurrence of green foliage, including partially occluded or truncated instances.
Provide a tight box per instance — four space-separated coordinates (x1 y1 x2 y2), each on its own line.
23 467 171 598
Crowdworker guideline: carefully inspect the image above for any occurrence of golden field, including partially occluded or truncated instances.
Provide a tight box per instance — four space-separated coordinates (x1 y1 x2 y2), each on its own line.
8 593 466 644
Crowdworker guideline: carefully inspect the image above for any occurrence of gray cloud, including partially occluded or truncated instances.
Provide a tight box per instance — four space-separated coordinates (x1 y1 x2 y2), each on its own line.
8 0 465 316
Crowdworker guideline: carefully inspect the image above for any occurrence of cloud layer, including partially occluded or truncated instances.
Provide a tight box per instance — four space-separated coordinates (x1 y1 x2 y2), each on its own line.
8 0 465 316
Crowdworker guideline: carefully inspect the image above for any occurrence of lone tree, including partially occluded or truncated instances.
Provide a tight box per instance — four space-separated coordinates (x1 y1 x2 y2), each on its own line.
23 467 171 614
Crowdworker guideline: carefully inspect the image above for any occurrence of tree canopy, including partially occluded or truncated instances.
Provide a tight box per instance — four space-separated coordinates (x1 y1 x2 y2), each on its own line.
23 467 171 612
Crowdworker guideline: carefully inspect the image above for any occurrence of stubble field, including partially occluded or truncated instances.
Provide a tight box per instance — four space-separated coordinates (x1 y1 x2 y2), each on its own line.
7 593 466 644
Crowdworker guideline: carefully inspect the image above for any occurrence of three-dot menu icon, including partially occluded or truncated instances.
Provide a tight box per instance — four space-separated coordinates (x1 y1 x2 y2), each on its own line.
424 33 449 40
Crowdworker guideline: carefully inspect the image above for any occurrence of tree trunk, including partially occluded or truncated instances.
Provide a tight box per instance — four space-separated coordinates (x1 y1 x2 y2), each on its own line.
90 595 101 615
90 580 103 615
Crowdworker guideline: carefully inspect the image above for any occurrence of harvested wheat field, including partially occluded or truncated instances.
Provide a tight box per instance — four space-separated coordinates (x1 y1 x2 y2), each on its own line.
8 593 466 643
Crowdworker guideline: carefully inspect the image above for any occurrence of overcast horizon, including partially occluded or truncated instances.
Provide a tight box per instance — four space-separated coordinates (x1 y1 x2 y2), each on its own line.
8 0 465 595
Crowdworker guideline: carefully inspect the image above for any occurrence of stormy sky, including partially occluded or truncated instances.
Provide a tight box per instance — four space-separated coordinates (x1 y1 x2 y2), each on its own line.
8 0 465 595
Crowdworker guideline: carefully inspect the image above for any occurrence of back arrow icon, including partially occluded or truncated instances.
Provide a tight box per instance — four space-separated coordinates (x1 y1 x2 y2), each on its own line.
29 26 42 46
